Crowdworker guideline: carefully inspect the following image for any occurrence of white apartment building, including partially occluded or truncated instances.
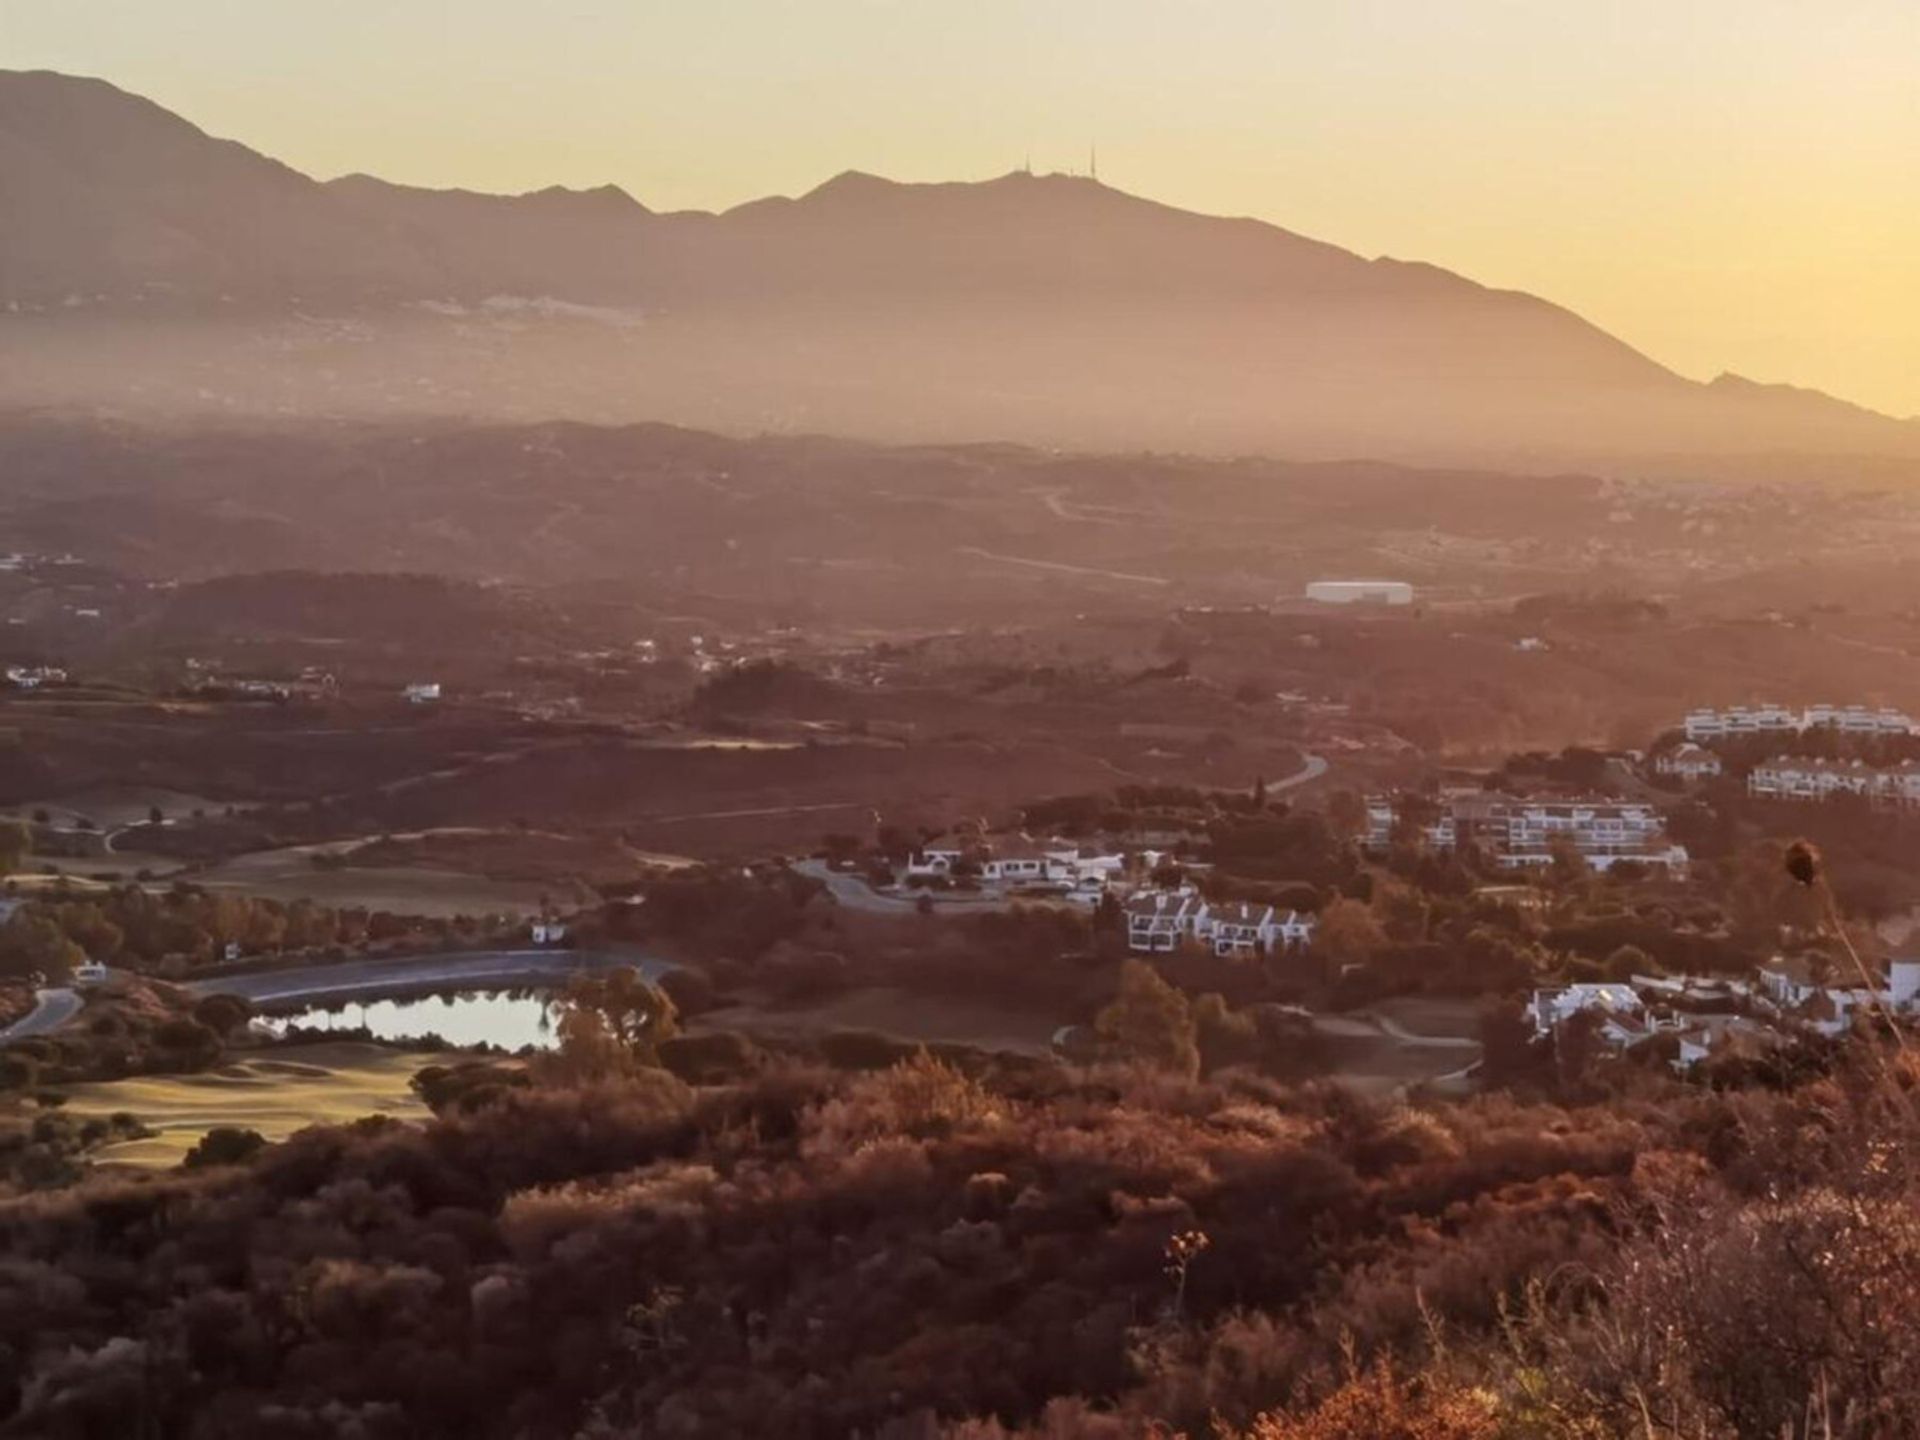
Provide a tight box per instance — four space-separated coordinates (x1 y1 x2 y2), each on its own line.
1748 756 1920 807
1683 704 1800 741
1362 796 1457 853
1490 799 1687 872
1684 703 1915 742
1365 793 1683 872
1802 704 1917 736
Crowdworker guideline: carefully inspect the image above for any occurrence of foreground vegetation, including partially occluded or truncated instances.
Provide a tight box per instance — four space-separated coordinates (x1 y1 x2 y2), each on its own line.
2 973 1914 1439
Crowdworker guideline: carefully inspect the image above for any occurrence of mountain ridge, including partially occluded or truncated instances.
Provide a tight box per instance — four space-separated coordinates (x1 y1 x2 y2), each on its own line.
2 67 1912 469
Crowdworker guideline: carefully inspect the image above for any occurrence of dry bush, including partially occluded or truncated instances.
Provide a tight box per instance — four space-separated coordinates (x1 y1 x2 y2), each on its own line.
1224 1362 1500 1440
801 1049 1004 1158
499 1162 719 1263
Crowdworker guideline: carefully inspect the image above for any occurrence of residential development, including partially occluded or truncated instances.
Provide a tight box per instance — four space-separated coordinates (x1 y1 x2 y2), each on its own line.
1530 956 1920 1071
1683 703 1916 741
1747 756 1920 806
1122 888 1315 959
1367 792 1688 873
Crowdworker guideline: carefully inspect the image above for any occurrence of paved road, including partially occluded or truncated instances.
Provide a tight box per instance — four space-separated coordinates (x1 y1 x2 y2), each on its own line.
190 949 674 1008
795 860 1038 916
0 987 81 1045
1363 1011 1480 1049
1272 751 1330 791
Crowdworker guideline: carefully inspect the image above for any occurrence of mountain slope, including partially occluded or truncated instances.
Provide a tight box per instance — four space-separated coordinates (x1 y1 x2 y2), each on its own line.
1 68 1912 472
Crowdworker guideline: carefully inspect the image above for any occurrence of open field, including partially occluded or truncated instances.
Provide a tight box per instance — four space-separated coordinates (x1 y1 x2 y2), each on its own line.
700 984 1068 1056
189 844 569 917
54 1041 432 1168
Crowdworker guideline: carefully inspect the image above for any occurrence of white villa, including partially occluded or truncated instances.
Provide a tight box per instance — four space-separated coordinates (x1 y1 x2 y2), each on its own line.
1122 889 1315 958
906 833 1129 892
1654 743 1723 781
1198 902 1316 958
1529 982 1653 1045
1755 955 1920 1036
1123 888 1208 953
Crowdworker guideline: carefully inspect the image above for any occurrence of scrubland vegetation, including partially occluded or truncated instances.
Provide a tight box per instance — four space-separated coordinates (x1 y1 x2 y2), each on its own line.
1 999 1914 1438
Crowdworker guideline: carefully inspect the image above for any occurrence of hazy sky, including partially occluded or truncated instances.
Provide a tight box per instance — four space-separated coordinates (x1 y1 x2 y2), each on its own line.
10 1 1918 416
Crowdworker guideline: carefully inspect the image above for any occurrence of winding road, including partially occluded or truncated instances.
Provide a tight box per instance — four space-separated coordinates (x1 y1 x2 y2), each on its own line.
0 987 82 1045
795 860 1039 915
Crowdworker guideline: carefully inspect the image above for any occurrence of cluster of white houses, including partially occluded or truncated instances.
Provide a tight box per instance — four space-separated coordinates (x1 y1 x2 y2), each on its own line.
903 835 1129 904
902 833 1316 959
1366 792 1688 874
1683 703 1917 742
1529 956 1920 1071
1747 755 1920 806
1122 887 1316 958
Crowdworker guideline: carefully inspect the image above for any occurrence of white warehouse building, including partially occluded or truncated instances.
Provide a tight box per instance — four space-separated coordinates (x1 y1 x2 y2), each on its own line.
1304 580 1413 606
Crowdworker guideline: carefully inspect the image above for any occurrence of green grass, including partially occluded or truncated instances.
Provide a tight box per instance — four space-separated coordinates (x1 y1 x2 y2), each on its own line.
56 1041 432 1168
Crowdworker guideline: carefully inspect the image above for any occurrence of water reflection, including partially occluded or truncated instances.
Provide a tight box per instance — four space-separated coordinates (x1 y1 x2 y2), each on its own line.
272 989 561 1051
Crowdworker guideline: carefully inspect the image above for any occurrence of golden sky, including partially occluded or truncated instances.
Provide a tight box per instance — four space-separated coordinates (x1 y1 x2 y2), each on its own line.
10 0 1918 417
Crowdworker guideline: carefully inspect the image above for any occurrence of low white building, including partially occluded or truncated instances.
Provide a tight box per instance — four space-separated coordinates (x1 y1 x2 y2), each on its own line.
1748 756 1920 807
1670 1014 1780 1073
1683 704 1800 741
1753 954 1920 1036
902 836 971 880
1684 703 1915 742
1802 704 1917 736
1305 580 1413 606
1529 982 1653 1046
531 920 568 946
1123 889 1315 957
1195 902 1316 958
1123 888 1208 953
1362 795 1457 853
1654 743 1723 781
403 682 442 704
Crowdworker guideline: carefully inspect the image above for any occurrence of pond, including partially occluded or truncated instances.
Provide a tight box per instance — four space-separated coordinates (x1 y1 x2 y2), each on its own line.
270 990 562 1051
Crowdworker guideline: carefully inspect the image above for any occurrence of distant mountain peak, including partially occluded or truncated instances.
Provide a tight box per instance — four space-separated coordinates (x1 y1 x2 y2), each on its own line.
2 67 1913 468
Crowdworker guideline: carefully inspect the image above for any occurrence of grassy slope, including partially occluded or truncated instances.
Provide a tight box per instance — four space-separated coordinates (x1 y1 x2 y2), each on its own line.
56 1041 432 1167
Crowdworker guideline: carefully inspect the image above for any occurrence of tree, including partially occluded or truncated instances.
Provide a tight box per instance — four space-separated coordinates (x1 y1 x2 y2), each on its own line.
1478 998 1546 1085
1547 835 1589 888
147 804 164 825
0 911 85 982
1317 897 1387 972
1095 958 1199 1077
0 818 29 878
1326 790 1369 846
1603 943 1654 981
556 966 679 1063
